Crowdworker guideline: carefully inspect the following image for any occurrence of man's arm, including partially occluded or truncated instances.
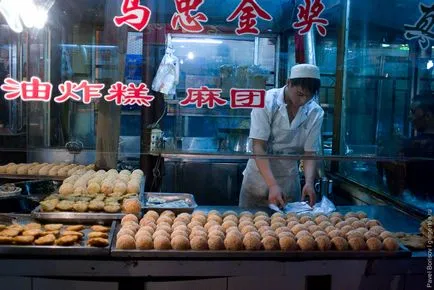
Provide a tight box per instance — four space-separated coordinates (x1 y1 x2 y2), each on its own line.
252 139 285 207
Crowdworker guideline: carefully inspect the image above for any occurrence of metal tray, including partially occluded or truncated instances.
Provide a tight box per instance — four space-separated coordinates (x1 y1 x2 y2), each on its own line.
110 243 411 259
31 206 127 223
0 215 115 256
143 192 197 214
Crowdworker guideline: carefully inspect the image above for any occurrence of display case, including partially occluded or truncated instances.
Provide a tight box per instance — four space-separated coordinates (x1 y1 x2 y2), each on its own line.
0 0 432 289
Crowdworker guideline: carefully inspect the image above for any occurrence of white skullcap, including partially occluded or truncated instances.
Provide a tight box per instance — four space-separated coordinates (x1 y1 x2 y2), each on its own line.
290 64 320 79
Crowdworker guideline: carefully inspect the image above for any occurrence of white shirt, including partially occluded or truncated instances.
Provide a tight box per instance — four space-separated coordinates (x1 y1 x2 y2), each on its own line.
244 86 324 177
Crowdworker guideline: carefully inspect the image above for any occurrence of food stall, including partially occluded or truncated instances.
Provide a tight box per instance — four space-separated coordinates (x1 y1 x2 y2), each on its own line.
0 0 432 289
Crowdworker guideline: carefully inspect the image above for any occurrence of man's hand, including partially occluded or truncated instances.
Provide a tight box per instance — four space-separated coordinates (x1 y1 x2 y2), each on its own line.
301 183 316 207
268 184 285 208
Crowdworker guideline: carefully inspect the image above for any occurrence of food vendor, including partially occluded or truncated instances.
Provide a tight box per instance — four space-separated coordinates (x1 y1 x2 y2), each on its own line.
239 64 324 208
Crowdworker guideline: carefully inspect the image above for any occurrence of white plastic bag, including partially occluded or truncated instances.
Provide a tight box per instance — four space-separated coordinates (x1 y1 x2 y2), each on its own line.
269 196 336 215
152 47 179 95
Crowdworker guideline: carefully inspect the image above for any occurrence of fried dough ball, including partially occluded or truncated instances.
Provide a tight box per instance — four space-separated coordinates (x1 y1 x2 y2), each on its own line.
140 221 157 231
345 217 359 224
328 229 344 239
208 230 225 240
173 224 188 233
242 232 261 250
335 221 348 229
271 222 286 231
74 201 89 212
224 233 243 251
304 221 316 228
238 220 254 229
287 221 299 229
116 235 136 249
369 226 385 236
315 235 331 251
117 228 135 238
275 227 291 235
204 221 219 231
344 212 358 219
340 225 354 235
383 237 399 251
122 198 141 215
278 232 295 239
122 214 139 225
330 212 343 219
152 230 170 240
171 235 190 250
287 216 299 223
291 224 307 235
314 215 329 225
271 217 286 225
208 235 225 250
171 230 188 239
192 211 206 218
253 215 270 224
254 211 268 218
324 226 336 233
171 221 187 230
113 182 127 195
351 221 365 229
154 235 171 250
222 210 237 218
348 237 366 251
356 228 369 235
366 237 383 251
331 237 349 251
157 216 173 226
261 230 278 239
160 210 175 220
271 212 285 219
330 217 342 225
127 182 140 194
319 221 332 229
144 210 159 221
59 183 74 196
297 235 316 251
356 211 368 219
258 226 272 235
299 215 313 224
190 236 208 250
156 224 172 234
188 221 203 230
261 236 279 251
295 230 311 240
312 231 327 239
379 231 394 241
100 183 113 195
189 230 207 240
364 231 379 240
255 220 269 229
207 215 222 224
308 225 322 233
223 215 239 225
346 230 364 240
366 219 381 229
175 213 191 223
122 222 140 233
279 235 297 251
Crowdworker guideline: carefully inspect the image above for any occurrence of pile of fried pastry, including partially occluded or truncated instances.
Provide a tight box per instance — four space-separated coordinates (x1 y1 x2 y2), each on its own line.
115 210 400 252
0 222 110 247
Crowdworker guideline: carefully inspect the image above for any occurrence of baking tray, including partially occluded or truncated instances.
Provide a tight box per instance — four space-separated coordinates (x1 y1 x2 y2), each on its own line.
142 192 197 214
0 215 115 256
31 206 127 223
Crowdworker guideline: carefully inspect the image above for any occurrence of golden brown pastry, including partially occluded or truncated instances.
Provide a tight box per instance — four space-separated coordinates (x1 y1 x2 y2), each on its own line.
383 237 400 251
88 200 105 211
104 203 121 213
315 235 332 251
297 235 316 251
291 224 307 235
14 235 34 245
312 231 327 239
91 225 110 233
61 231 84 238
117 228 135 239
0 236 13 244
88 238 109 247
34 234 56 245
295 230 311 240
243 232 262 250
153 235 171 250
207 235 224 250
169 235 189 250
224 232 243 251
0 229 20 237
66 225 85 232
133 234 152 250
366 219 381 228
331 237 349 251
88 232 109 239
22 229 43 237
56 200 74 211
122 198 141 215
208 230 225 240
56 235 79 246
44 224 63 231
24 223 42 231
116 235 136 249
348 237 367 251
279 236 297 251
122 214 139 225
366 237 383 251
